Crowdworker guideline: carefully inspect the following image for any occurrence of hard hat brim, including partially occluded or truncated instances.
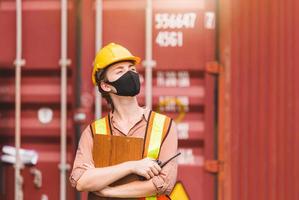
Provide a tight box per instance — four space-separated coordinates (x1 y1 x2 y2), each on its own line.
92 56 141 85
109 56 141 66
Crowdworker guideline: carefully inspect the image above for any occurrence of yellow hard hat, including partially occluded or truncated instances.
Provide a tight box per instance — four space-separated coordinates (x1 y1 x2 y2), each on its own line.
92 43 141 85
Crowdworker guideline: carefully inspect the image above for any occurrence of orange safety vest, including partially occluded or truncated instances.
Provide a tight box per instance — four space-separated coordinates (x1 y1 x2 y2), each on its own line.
91 111 172 200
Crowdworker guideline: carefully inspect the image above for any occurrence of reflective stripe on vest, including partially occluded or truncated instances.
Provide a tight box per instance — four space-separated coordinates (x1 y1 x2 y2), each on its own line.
92 112 172 200
146 197 158 200
143 112 171 200
146 113 166 159
92 115 111 136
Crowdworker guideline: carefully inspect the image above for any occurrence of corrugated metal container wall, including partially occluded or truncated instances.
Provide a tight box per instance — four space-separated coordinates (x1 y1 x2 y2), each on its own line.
0 0 76 199
218 0 299 200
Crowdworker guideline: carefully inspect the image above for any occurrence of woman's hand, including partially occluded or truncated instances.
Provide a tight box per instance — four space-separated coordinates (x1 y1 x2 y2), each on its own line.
130 158 162 180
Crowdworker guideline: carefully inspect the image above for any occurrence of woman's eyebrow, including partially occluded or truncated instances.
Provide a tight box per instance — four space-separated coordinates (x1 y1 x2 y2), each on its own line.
113 66 125 71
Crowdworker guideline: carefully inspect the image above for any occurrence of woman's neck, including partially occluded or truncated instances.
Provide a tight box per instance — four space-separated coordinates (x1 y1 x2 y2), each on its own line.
110 95 143 121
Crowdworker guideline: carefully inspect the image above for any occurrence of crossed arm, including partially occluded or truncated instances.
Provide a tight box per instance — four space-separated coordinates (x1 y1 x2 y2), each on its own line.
93 179 157 198
76 159 160 198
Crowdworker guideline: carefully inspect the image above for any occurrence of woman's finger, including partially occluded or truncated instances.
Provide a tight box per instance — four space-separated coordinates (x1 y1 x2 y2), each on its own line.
150 166 159 175
147 169 155 178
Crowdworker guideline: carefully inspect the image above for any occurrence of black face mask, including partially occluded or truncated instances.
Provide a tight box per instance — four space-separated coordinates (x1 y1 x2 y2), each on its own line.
106 70 140 96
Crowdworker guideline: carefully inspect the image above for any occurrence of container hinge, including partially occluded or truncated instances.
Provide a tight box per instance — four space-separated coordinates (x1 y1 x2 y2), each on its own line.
204 160 223 173
205 61 224 74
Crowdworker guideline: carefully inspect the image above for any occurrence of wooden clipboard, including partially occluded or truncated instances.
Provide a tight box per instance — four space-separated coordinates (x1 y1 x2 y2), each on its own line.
92 134 144 187
90 135 144 199
93 134 144 167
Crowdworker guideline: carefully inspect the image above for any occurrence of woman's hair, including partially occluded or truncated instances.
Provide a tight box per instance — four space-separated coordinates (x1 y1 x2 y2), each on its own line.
94 68 115 111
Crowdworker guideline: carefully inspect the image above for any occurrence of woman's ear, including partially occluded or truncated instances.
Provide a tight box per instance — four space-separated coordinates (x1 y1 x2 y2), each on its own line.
100 81 112 92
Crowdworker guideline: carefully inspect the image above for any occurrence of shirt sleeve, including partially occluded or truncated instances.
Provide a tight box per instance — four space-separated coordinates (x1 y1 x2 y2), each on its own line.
151 120 178 195
69 125 95 188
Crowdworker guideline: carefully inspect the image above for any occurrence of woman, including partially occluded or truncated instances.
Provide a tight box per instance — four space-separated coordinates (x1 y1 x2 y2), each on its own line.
69 43 178 199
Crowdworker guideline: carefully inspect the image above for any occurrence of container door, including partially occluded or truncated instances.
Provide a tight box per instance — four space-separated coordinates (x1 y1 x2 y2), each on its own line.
0 0 76 199
152 1 217 199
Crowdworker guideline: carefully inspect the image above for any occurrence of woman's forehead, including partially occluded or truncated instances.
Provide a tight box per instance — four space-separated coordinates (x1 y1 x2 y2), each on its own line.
109 61 134 70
